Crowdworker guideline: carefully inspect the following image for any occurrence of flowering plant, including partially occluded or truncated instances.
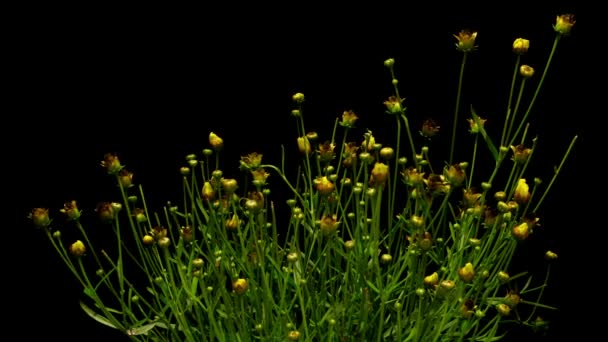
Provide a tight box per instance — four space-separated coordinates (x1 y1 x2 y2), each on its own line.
30 14 576 341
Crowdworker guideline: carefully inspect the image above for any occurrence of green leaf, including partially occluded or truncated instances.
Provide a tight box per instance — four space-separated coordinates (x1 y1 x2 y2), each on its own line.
79 301 118 330
126 323 159 336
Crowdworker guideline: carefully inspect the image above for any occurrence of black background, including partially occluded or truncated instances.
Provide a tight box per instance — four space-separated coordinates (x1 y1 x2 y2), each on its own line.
8 2 597 341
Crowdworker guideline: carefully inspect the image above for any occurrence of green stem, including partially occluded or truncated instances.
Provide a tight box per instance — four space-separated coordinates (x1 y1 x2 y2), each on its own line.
532 135 577 213
508 35 561 147
501 55 521 147
450 52 468 164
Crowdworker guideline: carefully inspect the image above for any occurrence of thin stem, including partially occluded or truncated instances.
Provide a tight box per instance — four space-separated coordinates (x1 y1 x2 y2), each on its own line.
450 52 468 164
533 135 577 213
508 35 561 147
501 55 521 147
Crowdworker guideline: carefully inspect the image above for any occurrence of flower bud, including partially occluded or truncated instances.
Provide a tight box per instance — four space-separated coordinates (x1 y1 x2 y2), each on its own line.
209 132 224 151
370 162 389 187
233 278 249 294
158 237 170 248
497 271 510 284
458 262 476 283
380 147 394 160
496 303 511 316
545 250 558 260
383 58 395 68
512 222 530 240
69 240 86 257
423 272 439 287
344 240 355 251
520 65 535 78
143 235 154 245
297 136 312 154
315 176 335 195
292 92 305 103
287 330 301 341
513 179 530 204
287 252 299 263
512 38 530 55
202 181 215 201
192 258 205 268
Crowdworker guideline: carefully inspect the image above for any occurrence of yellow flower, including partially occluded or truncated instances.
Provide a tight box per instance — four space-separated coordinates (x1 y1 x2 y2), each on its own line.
297 136 311 154
209 132 224 151
458 262 476 283
69 240 86 257
315 176 335 195
232 278 248 294
512 222 530 240
292 92 305 103
513 179 530 204
512 38 530 55
520 65 535 78
202 181 215 201
424 272 439 287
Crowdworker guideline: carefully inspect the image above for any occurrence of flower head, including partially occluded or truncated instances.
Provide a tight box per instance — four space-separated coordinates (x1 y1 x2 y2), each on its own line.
101 153 123 175
421 119 440 138
318 141 336 162
510 144 532 164
340 110 359 128
29 208 51 228
320 214 340 235
96 202 116 222
240 152 263 171
118 169 134 188
383 96 403 114
444 164 466 187
454 30 478 52
554 14 575 35
467 117 487 134
342 142 359 168
60 200 81 221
